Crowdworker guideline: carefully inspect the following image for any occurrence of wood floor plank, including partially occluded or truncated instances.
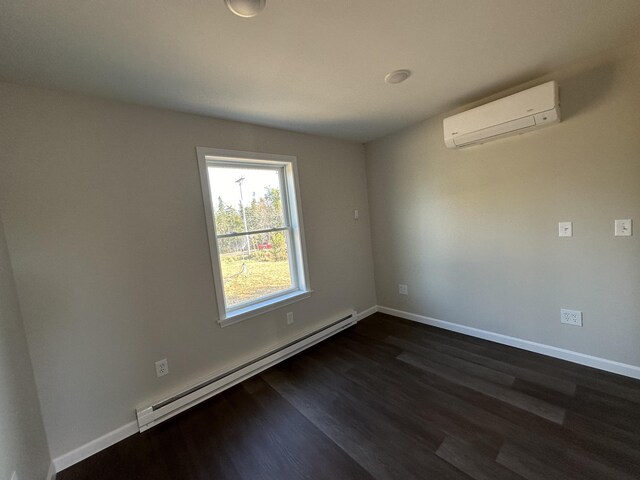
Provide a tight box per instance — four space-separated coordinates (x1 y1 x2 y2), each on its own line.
436 437 524 480
571 386 640 434
397 351 567 424
386 333 577 396
295 354 448 451
177 396 247 480
564 411 640 448
341 364 505 456
560 412 640 473
338 349 589 467
563 447 640 480
496 442 568 480
386 336 516 386
510 377 574 405
231 379 374 480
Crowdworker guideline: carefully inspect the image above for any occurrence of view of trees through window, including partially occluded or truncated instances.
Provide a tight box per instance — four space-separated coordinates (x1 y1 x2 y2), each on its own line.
208 166 294 307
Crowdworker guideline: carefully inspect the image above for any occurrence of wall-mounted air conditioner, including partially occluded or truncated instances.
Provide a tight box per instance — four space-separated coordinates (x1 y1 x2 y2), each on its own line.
443 81 560 148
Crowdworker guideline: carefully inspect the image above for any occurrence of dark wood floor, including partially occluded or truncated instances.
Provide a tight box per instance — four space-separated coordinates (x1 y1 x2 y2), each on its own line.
59 313 640 480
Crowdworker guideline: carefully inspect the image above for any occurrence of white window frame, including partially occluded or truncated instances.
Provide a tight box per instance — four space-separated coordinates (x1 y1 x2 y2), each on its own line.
196 147 311 327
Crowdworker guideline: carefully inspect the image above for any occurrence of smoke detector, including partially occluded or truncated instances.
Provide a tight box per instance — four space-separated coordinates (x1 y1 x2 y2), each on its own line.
385 69 412 84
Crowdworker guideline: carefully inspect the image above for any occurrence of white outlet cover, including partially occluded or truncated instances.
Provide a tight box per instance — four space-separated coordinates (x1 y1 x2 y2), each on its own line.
286 312 294 324
615 219 632 236
155 359 169 377
561 309 583 326
398 284 408 295
558 222 572 237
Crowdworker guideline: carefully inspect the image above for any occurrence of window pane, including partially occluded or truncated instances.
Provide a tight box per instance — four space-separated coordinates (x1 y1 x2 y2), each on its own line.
208 166 285 235
218 230 293 307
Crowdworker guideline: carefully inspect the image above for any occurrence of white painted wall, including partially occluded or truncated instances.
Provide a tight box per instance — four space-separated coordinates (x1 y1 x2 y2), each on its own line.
366 45 640 367
0 215 51 480
0 83 377 460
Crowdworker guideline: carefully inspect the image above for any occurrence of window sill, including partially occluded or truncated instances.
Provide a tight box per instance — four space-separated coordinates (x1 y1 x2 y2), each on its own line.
218 290 313 328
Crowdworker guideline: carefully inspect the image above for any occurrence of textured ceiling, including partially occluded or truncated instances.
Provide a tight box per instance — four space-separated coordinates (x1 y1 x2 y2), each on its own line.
1 0 640 142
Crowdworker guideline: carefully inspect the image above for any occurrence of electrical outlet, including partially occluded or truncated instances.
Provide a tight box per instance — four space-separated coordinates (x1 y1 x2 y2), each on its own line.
354 209 359 220
398 284 408 295
155 358 169 377
286 312 294 325
561 309 582 327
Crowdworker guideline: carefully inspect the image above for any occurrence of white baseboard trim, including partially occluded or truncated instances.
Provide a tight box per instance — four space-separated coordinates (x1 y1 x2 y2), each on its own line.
52 421 138 473
377 305 640 380
356 305 379 321
47 461 56 480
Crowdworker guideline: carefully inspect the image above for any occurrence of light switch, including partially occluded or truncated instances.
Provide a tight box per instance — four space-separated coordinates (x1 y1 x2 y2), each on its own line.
558 222 572 237
615 219 632 236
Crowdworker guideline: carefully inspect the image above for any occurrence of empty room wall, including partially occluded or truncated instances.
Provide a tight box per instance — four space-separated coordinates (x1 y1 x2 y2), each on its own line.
0 83 377 461
0 215 51 480
366 44 640 368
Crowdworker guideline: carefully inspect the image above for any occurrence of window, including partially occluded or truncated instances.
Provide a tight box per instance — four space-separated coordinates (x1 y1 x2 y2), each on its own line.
196 147 311 326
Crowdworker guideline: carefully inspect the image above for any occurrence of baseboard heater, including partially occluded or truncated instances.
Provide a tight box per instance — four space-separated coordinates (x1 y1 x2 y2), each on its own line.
136 311 357 432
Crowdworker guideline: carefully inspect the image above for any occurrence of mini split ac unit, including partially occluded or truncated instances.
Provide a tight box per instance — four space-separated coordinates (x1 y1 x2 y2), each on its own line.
443 81 560 148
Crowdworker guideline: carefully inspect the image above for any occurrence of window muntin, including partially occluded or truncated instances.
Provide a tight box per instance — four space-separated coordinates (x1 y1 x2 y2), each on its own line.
197 148 310 326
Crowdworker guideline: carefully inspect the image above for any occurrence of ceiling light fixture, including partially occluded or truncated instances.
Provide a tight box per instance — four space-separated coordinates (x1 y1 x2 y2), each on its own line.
384 69 412 84
224 0 266 18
